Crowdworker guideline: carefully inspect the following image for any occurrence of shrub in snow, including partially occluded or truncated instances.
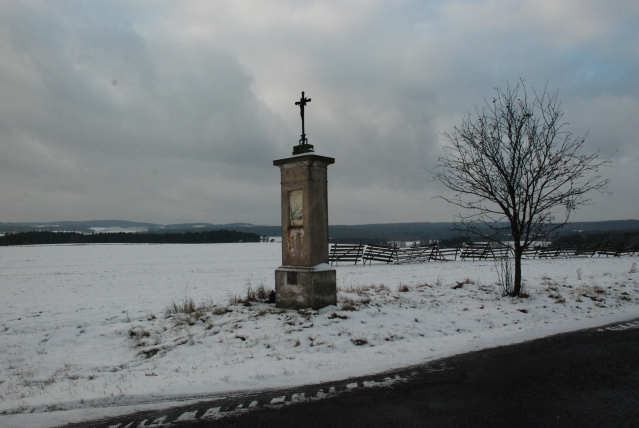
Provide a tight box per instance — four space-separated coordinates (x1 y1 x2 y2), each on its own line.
494 256 515 296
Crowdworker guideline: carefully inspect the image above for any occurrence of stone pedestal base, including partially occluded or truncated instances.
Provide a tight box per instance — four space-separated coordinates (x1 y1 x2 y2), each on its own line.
274 265 336 310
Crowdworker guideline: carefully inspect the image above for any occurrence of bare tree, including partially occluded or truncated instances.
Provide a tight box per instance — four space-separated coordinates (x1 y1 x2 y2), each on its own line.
434 81 610 296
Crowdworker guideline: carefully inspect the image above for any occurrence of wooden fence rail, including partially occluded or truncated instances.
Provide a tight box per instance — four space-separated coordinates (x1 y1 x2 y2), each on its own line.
327 241 636 265
329 243 364 265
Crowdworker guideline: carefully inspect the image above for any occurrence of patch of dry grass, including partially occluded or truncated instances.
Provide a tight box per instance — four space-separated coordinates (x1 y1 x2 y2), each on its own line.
340 296 371 311
574 284 606 302
338 284 390 294
229 283 273 306
351 336 368 346
165 297 214 318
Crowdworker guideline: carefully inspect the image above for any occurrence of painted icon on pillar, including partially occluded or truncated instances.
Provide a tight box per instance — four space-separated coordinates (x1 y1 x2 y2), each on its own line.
289 190 303 226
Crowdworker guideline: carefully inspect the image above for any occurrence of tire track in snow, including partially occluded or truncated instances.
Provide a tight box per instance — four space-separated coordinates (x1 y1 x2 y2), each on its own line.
69 365 456 427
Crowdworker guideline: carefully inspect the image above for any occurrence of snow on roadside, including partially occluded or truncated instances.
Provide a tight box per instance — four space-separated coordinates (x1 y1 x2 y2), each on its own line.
1 243 638 422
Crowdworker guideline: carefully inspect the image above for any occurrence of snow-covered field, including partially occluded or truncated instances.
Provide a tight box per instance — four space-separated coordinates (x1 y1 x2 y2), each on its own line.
1 243 638 427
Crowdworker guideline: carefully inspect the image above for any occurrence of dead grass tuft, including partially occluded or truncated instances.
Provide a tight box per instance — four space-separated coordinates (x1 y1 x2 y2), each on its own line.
165 297 232 328
212 306 231 316
229 283 273 306
453 278 475 289
338 284 390 294
327 311 348 319
129 327 151 339
351 336 368 346
576 285 606 302
298 308 318 317
383 333 403 341
165 297 215 319
340 296 371 311
128 326 161 351
341 300 358 311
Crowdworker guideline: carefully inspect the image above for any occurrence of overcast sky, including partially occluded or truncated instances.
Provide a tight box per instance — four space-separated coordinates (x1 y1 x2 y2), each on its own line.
1 0 637 226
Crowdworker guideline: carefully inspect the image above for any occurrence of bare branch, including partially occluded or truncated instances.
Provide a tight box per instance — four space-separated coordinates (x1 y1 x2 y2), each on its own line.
433 80 611 295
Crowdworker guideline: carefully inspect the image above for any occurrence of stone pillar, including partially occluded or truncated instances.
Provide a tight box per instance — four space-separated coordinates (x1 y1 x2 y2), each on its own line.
273 153 336 310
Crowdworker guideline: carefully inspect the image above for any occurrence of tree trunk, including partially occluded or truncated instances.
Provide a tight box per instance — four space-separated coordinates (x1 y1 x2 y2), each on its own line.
513 244 523 296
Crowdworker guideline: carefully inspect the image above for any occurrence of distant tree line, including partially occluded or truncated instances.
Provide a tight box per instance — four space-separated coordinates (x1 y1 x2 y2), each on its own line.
552 231 639 248
0 230 261 246
328 237 389 245
436 236 473 248
435 231 639 248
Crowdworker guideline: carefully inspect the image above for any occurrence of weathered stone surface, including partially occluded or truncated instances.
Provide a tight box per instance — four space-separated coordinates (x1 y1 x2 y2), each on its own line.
273 153 336 309
273 154 335 267
274 266 337 310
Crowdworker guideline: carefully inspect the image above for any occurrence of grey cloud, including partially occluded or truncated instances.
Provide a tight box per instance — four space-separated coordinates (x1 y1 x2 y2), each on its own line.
0 0 637 225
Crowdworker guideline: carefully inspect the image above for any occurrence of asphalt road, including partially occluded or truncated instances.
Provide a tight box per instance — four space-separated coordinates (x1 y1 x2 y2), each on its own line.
70 319 639 428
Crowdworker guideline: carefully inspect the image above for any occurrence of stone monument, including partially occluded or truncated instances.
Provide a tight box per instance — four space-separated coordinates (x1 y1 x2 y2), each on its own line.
273 92 336 309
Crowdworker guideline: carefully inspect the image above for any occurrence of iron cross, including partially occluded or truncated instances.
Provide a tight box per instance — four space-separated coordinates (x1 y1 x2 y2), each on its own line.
295 91 311 145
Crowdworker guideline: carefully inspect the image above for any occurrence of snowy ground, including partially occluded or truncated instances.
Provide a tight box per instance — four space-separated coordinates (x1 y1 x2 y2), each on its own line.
1 243 638 427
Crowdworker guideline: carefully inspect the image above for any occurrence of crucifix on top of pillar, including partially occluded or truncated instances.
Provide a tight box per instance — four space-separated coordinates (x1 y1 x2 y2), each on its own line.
272 91 336 310
293 91 314 155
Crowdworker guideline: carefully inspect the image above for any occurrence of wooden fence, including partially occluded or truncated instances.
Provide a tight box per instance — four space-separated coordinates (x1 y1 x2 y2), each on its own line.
328 242 638 265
